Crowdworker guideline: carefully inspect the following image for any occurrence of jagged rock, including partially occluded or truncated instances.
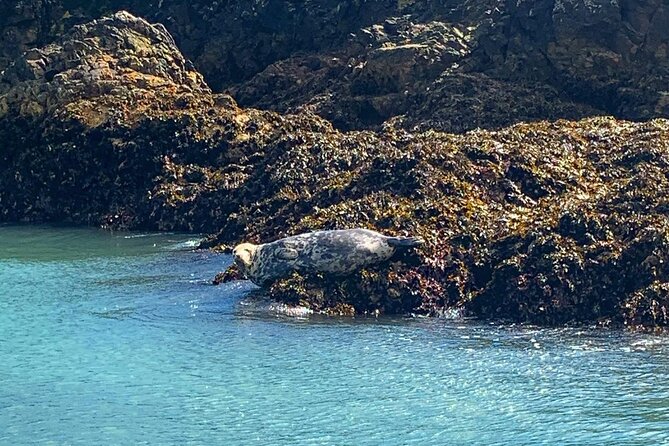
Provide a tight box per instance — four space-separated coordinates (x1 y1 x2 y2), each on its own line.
0 0 402 90
231 18 472 129
0 11 215 226
3 1 669 127
0 11 269 229
231 16 601 132
0 11 210 116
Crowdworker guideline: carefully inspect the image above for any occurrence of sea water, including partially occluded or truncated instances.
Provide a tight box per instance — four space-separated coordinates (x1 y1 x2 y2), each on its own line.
1 225 668 445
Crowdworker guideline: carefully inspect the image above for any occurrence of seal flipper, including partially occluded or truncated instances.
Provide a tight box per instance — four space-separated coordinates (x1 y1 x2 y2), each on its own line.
276 247 299 260
386 236 424 248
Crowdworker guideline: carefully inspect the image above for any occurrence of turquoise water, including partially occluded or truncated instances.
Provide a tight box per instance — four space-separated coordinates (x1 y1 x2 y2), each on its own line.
1 226 669 445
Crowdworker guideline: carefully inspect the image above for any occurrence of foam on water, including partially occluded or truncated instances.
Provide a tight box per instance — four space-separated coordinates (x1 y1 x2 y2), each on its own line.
1 225 669 445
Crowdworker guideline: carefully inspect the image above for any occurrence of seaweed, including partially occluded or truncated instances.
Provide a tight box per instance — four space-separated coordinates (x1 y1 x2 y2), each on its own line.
4 11 669 328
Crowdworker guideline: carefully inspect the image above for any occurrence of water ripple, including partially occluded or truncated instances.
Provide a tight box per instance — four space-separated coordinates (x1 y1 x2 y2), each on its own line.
1 226 669 445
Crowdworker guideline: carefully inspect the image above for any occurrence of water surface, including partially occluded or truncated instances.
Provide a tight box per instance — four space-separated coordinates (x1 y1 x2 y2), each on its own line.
1 225 668 445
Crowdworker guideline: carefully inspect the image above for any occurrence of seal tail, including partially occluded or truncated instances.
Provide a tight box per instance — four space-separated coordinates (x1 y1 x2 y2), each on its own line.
386 236 425 249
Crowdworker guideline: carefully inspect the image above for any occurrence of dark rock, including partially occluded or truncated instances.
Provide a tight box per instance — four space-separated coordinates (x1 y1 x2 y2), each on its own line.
231 16 601 132
0 0 401 90
472 0 669 121
4 1 669 128
624 281 669 330
212 263 244 285
0 11 215 227
209 115 669 328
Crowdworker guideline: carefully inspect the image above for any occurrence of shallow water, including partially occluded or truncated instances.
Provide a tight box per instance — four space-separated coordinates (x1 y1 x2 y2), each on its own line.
1 225 669 445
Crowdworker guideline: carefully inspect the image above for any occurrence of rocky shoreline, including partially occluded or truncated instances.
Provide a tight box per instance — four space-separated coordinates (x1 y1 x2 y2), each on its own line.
2 2 669 329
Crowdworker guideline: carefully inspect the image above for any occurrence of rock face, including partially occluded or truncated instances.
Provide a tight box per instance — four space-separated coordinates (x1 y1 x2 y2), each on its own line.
0 0 401 90
473 0 669 120
2 8 669 329
0 11 212 226
3 0 669 126
231 17 600 132
229 0 669 130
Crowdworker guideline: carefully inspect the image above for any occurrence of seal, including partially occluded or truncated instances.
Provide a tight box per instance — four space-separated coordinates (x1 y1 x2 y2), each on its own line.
232 228 424 286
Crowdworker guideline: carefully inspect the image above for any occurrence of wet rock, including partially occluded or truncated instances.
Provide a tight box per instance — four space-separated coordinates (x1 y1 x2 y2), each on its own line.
212 263 244 285
206 115 669 327
624 281 669 330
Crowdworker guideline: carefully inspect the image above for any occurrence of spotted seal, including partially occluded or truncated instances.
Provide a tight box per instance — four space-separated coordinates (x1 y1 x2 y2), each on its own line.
232 228 424 286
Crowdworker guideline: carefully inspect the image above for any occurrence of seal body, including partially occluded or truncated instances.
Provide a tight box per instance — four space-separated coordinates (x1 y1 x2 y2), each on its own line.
232 228 423 286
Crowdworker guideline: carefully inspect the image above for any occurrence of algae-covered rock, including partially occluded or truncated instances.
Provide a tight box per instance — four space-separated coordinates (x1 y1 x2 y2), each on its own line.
4 11 669 328
207 117 669 328
212 263 245 286
624 282 669 330
0 11 211 226
0 11 295 231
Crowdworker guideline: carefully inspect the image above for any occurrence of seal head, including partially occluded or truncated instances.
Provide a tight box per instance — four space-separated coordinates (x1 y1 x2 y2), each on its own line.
232 242 257 271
